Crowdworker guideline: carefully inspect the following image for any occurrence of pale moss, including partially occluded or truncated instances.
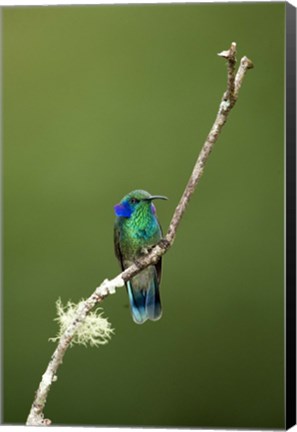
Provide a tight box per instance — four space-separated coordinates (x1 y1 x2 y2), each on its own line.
50 298 114 347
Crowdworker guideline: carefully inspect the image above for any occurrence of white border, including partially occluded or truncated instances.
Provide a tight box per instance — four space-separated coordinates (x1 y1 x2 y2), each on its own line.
0 1 295 431
1 427 294 432
0 0 294 6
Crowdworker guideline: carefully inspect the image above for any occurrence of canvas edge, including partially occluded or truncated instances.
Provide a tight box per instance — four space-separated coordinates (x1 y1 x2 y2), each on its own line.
285 1 296 430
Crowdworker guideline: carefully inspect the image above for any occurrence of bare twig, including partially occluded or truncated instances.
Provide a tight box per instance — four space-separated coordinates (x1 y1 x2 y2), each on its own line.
26 42 253 426
218 41 237 103
234 55 254 98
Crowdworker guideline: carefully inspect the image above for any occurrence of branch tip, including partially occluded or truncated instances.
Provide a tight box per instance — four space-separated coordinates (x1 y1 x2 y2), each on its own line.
217 49 230 59
241 56 254 69
218 42 237 61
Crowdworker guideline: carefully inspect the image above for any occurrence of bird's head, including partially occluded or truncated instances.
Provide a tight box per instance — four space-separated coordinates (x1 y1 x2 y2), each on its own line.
114 190 167 218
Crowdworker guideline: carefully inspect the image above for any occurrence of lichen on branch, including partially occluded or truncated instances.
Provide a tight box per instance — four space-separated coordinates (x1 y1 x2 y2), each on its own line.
50 298 114 348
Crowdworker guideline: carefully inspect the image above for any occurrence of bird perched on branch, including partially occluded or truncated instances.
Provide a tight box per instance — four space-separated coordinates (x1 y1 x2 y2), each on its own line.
114 189 167 324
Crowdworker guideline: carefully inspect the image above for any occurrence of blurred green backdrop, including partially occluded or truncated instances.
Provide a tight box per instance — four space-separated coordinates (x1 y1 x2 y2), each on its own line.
2 2 285 428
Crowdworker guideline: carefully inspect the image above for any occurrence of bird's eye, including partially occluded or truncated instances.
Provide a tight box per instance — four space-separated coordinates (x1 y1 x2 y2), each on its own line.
130 198 139 204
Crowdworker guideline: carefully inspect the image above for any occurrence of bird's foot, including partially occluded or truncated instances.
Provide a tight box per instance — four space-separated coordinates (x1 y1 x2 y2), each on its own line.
140 245 154 255
159 238 170 250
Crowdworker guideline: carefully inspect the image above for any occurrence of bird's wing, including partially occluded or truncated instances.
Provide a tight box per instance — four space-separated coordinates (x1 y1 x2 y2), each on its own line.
155 219 163 284
156 257 162 284
114 222 124 271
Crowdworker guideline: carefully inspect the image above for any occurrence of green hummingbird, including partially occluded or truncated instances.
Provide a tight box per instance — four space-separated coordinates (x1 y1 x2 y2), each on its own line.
114 189 167 324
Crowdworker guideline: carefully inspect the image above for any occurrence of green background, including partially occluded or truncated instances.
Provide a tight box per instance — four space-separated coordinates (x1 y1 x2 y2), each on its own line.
2 2 285 428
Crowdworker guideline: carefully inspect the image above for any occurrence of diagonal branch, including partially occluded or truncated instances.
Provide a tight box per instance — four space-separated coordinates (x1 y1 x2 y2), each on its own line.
26 42 253 426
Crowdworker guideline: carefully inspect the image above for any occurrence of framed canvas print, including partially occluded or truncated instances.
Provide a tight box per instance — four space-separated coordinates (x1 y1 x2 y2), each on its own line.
1 1 296 430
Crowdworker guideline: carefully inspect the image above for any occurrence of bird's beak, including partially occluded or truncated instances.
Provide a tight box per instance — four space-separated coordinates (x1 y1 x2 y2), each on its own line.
147 195 168 201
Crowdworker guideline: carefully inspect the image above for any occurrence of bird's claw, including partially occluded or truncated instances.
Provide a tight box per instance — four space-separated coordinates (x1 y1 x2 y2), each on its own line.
159 238 170 249
140 245 155 255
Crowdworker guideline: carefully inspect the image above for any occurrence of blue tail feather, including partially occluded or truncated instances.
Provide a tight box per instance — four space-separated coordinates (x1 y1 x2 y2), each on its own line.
145 271 162 321
127 267 162 324
127 281 147 324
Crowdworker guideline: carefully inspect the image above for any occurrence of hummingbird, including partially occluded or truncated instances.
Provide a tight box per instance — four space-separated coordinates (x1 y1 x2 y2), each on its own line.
114 189 167 324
